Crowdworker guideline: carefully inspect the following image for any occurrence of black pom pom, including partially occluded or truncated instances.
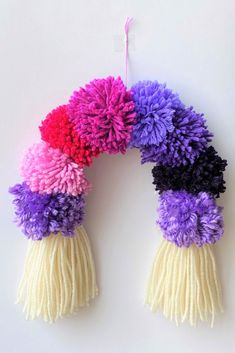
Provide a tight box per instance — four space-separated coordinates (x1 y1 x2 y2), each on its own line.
152 146 227 198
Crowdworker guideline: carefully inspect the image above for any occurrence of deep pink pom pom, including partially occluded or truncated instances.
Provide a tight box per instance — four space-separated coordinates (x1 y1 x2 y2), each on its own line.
68 76 136 154
20 142 91 196
40 105 100 167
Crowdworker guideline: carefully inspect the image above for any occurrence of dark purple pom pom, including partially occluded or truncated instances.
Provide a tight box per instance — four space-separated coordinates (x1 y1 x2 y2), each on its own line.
9 182 85 240
141 107 213 167
152 146 227 198
158 191 224 247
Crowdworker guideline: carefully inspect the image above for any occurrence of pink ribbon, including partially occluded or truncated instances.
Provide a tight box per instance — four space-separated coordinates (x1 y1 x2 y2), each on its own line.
124 17 133 87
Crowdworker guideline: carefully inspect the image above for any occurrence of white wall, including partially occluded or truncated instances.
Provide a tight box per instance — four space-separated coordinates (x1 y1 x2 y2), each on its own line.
1 1 235 352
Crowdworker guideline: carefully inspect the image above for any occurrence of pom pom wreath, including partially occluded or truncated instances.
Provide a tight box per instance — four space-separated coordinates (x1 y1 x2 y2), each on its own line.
68 76 136 154
129 80 184 148
20 142 91 196
9 182 85 240
141 107 213 166
152 146 227 198
158 191 224 247
40 105 100 167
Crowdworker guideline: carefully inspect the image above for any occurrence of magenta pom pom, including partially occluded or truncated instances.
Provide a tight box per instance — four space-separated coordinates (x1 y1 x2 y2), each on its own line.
68 76 136 154
20 142 91 196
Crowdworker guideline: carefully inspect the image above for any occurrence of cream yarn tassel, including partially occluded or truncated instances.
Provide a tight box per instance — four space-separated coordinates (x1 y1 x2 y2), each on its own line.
145 239 223 326
16 226 98 322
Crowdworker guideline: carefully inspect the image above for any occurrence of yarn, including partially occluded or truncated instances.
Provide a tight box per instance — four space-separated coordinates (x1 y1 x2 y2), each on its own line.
9 67 228 326
145 239 223 326
68 76 136 154
9 182 85 240
20 142 91 196
141 107 212 166
40 105 100 167
16 226 98 322
152 146 227 198
129 80 184 148
158 191 224 247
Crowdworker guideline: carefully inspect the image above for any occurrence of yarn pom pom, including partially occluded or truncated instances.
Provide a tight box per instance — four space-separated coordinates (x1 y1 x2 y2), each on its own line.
9 183 85 240
68 76 136 154
152 146 227 198
39 105 100 167
129 80 184 148
158 191 224 247
20 142 91 196
141 107 212 166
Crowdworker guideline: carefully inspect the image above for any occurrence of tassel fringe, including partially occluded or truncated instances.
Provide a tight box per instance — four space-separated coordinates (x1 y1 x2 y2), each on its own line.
145 239 223 326
16 226 98 322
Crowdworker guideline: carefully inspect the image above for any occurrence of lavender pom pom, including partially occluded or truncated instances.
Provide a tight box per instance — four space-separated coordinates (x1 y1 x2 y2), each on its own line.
129 81 184 148
152 146 227 198
141 107 213 166
9 182 85 240
158 191 224 247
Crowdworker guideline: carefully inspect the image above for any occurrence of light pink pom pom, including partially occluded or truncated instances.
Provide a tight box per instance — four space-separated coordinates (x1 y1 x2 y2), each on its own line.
20 142 91 196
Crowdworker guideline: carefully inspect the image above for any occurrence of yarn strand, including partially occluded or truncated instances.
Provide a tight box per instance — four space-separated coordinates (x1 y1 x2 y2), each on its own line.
16 226 98 322
145 239 223 326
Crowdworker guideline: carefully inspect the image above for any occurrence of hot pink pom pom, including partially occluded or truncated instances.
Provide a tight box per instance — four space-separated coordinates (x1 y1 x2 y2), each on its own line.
20 142 91 196
68 76 136 154
40 105 100 167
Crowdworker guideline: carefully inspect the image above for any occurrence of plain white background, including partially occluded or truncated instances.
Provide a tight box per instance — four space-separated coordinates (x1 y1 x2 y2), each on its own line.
0 0 235 352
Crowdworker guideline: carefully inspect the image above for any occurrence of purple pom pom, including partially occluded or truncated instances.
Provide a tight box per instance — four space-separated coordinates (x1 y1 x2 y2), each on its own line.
141 107 213 166
158 191 224 247
129 81 184 148
9 182 85 240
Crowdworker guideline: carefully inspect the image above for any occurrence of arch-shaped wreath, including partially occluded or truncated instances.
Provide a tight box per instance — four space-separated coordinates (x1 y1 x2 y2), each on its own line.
10 76 227 326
